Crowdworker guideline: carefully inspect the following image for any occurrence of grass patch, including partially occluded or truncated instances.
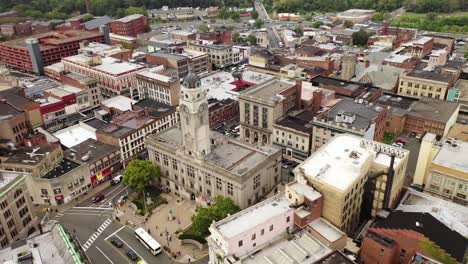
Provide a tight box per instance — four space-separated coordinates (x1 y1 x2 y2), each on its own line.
177 226 207 244
383 132 397 145
133 187 167 215
391 12 468 34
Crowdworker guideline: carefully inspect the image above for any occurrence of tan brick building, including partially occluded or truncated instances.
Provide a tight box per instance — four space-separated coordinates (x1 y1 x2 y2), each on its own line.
397 70 455 100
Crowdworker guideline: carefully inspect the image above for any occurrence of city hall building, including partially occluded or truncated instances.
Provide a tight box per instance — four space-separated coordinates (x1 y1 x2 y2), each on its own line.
146 72 282 209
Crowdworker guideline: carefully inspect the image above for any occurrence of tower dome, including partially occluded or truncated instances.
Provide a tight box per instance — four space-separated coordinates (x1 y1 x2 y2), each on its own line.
182 71 201 89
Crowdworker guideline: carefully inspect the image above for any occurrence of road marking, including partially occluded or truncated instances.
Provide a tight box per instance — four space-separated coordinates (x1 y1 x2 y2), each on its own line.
104 226 126 241
102 186 128 206
72 206 114 210
115 234 147 263
62 212 113 217
82 218 113 251
96 246 115 264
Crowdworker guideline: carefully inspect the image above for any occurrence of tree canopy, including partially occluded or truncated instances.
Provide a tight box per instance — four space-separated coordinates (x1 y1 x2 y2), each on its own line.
191 196 240 237
123 160 160 194
352 30 373 46
254 18 264 28
247 34 257 45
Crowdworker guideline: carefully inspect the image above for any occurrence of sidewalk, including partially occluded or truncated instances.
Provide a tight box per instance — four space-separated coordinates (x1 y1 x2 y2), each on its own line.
33 181 112 224
117 192 208 263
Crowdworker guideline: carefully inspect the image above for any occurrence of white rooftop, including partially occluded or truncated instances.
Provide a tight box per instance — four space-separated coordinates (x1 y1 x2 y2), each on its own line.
242 230 331 264
53 122 97 148
308 218 344 242
137 67 176 83
94 57 146 75
413 36 433 45
398 188 468 237
201 71 237 100
288 182 322 201
102 95 136 112
215 195 292 239
298 134 408 191
384 54 411 64
432 138 468 173
117 14 144 23
241 70 275 85
0 171 24 195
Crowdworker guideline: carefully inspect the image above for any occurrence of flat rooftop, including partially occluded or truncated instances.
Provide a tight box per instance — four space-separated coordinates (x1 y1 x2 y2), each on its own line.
0 171 26 198
308 218 344 242
408 97 459 123
275 111 315 134
98 124 135 138
116 14 144 23
42 158 80 179
447 124 468 141
242 229 332 264
0 101 22 121
215 195 292 239
201 71 237 100
65 138 119 164
315 251 356 264
432 138 468 174
406 70 453 83
102 95 137 112
54 122 97 148
241 79 296 103
0 144 60 166
398 188 468 237
376 93 418 111
297 134 407 191
63 55 146 76
0 30 102 50
148 127 280 176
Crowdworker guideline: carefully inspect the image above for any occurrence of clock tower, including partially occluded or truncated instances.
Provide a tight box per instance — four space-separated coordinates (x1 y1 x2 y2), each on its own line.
179 71 211 158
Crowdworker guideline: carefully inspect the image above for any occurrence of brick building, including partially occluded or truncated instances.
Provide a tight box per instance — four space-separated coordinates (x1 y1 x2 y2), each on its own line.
0 30 105 74
0 101 31 146
360 212 467 264
199 29 232 45
208 98 239 129
109 14 147 37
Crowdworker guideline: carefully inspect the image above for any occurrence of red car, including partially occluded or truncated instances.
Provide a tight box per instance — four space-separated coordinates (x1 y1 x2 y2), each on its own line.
92 193 105 203
394 138 407 145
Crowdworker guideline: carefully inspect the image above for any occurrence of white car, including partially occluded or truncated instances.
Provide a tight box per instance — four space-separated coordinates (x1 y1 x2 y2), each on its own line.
111 174 123 185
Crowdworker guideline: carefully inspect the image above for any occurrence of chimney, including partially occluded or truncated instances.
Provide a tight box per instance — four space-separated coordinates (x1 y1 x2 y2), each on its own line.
85 0 91 14
312 90 322 113
295 79 302 110
365 60 370 68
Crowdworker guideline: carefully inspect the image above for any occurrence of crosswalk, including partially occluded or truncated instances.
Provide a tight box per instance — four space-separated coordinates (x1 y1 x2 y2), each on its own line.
82 218 112 251
52 213 64 221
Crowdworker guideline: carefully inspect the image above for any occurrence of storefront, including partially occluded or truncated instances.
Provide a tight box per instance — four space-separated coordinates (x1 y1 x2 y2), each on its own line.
91 167 113 187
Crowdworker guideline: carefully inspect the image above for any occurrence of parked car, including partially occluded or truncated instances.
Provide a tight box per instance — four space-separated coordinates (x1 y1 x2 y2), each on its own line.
117 195 128 205
415 133 423 139
409 132 416 138
92 193 105 203
282 164 289 169
111 175 123 185
126 250 138 261
111 238 123 248
394 138 407 145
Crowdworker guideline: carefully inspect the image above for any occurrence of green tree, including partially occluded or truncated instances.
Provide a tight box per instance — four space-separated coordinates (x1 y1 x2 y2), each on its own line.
352 30 372 46
254 18 264 28
123 160 160 195
125 6 147 16
198 24 209 33
191 196 240 237
312 21 323 28
230 12 240 21
294 25 303 35
343 20 354 28
247 34 257 45
251 10 259 19
232 31 241 43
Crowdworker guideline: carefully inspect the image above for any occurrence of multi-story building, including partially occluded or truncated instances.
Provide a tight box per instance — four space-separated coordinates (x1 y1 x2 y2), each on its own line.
0 170 36 247
188 42 235 68
96 98 178 166
408 36 433 59
447 79 468 119
61 73 102 109
273 110 314 162
0 30 106 74
208 98 239 129
311 98 388 152
397 69 455 100
109 14 147 37
375 93 418 135
0 101 31 146
404 98 459 137
0 144 91 206
64 139 121 188
239 79 300 146
146 52 189 79
62 52 147 99
146 72 282 208
136 66 180 106
294 134 409 233
413 133 467 205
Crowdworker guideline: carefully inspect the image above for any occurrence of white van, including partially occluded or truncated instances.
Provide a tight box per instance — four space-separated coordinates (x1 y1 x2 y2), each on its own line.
111 174 123 185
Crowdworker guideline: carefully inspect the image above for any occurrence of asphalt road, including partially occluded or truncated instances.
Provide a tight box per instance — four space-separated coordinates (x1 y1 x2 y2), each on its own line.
57 182 208 264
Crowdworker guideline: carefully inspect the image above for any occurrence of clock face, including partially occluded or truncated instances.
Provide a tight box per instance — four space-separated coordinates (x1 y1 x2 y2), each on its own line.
182 105 190 114
198 103 207 113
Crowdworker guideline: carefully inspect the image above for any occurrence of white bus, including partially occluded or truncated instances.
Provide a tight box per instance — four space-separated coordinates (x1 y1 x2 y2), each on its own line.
134 228 162 255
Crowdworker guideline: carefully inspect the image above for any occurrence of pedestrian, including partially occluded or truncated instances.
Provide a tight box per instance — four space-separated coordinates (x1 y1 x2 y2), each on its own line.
155 225 158 229
148 228 151 234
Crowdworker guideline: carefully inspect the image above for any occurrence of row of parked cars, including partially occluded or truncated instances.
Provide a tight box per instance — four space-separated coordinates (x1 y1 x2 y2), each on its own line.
110 238 139 261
